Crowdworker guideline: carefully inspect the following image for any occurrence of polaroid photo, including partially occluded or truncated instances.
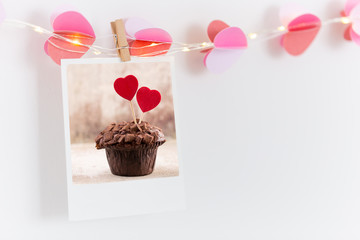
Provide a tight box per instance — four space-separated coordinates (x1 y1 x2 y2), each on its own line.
61 57 185 221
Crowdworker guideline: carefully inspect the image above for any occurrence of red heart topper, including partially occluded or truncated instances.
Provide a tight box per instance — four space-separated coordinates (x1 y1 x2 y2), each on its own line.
114 75 139 101
136 87 161 113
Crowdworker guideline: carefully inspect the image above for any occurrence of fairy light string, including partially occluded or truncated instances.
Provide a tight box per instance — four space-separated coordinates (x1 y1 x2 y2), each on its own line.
0 15 355 57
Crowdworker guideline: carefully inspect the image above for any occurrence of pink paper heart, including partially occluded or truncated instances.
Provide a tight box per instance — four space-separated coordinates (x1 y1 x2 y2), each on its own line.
45 10 95 65
134 28 172 43
204 49 244 74
345 0 360 15
125 17 154 38
0 1 6 25
282 14 321 56
207 20 229 42
279 3 307 27
204 25 247 73
50 5 77 27
350 27 360 45
350 3 360 35
213 27 247 49
52 11 95 37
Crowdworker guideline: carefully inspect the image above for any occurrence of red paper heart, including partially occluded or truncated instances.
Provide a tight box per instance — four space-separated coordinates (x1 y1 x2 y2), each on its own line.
207 20 230 42
136 87 161 113
47 31 95 65
282 14 321 56
114 75 139 101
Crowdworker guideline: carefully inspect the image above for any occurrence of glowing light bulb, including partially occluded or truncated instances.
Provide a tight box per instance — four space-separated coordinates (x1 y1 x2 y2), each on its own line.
277 26 286 31
149 43 158 47
93 50 101 55
72 39 81 45
248 33 258 39
33 26 44 33
182 47 190 52
201 42 209 47
341 17 351 24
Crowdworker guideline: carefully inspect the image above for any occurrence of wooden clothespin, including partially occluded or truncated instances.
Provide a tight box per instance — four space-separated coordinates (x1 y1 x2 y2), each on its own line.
110 19 131 62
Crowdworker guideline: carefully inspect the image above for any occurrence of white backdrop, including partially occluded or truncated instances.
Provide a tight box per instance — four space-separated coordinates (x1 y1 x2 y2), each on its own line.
1 0 360 239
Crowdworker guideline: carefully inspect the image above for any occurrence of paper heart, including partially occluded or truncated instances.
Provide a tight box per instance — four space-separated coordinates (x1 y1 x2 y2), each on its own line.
213 27 247 49
45 10 95 65
50 5 77 27
341 1 360 43
345 0 360 15
130 28 172 56
52 11 95 37
204 21 247 73
282 14 321 56
344 25 352 41
350 27 360 45
114 75 139 101
124 19 172 57
204 49 244 74
46 32 95 65
136 87 161 113
207 20 229 42
0 1 6 25
350 3 360 35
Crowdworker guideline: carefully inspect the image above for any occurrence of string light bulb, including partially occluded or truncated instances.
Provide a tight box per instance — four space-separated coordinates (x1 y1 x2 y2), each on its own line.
248 33 258 39
93 49 102 55
33 26 44 33
340 17 351 24
277 26 286 31
72 39 81 45
182 47 190 52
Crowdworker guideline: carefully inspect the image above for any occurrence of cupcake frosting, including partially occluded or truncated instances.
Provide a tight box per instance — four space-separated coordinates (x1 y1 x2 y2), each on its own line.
95 120 165 149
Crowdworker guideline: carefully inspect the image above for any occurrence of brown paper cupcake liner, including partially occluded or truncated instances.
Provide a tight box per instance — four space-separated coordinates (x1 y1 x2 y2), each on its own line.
105 141 164 176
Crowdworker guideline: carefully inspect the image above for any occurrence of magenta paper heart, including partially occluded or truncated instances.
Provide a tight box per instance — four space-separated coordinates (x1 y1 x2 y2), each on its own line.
204 22 247 73
45 10 95 65
0 1 6 25
282 14 321 56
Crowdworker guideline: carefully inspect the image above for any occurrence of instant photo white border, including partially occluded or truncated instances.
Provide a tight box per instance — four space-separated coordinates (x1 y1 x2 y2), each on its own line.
61 57 185 221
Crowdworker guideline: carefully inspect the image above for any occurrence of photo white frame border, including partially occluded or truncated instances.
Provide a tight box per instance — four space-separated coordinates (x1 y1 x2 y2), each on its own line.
61 56 186 221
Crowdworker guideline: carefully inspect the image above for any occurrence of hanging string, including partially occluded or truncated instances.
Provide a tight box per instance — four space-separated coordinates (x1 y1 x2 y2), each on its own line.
0 16 355 57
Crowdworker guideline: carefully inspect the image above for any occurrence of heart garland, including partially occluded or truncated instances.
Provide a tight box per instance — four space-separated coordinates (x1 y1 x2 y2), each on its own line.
2 2 359 72
114 75 161 124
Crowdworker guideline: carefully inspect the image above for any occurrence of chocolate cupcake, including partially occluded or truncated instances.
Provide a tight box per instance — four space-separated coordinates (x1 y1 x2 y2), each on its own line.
95 120 166 176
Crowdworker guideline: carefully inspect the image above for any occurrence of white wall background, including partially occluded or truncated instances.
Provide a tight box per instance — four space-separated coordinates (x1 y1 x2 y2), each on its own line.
1 0 360 239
